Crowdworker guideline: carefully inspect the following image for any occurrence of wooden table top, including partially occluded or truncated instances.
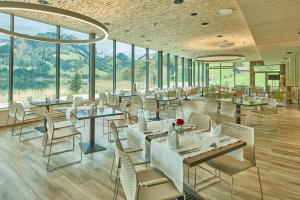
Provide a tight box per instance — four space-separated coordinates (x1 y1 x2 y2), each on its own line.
183 140 246 167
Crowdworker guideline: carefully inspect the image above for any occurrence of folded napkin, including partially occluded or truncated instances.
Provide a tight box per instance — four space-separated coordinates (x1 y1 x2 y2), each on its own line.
66 108 72 120
167 126 179 150
211 124 221 137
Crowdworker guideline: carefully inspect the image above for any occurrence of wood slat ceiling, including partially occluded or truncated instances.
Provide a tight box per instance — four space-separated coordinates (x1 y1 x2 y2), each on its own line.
2 0 299 64
236 0 300 65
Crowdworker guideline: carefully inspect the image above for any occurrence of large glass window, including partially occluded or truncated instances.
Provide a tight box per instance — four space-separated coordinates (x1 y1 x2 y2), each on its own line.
221 62 235 88
60 28 89 98
134 46 146 92
0 13 10 104
209 63 221 86
96 38 113 93
177 57 183 87
169 55 176 88
184 58 189 87
162 53 168 88
13 16 57 101
116 42 131 91
149 50 158 89
235 62 250 87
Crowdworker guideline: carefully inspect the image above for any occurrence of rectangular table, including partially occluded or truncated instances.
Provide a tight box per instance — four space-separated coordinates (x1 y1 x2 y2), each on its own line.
30 99 72 133
150 132 246 192
216 98 268 124
72 107 122 154
147 96 179 121
113 92 138 103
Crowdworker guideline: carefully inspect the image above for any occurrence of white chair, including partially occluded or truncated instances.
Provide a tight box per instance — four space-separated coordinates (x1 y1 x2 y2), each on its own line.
66 95 74 102
106 100 128 142
188 112 211 132
43 111 82 171
114 150 184 200
114 104 139 131
107 94 119 108
204 122 263 200
99 93 108 106
109 121 148 182
6 101 17 134
14 103 43 141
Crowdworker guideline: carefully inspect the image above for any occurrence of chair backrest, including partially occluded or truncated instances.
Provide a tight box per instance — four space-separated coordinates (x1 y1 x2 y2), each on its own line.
143 98 157 112
74 96 83 106
131 96 143 109
119 151 138 200
8 101 17 117
66 95 74 102
44 110 54 140
220 101 235 118
15 103 25 121
176 88 183 97
107 94 118 106
167 90 176 97
99 93 108 104
119 100 128 113
221 122 255 166
188 112 211 132
128 104 139 121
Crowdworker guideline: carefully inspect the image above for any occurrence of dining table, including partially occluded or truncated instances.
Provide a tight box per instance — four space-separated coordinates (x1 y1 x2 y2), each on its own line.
113 92 138 103
72 107 122 154
30 99 73 133
127 120 246 195
216 98 268 124
146 96 179 121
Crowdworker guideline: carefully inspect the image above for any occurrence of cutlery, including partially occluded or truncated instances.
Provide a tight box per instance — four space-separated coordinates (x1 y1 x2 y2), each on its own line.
219 137 231 143
178 147 201 155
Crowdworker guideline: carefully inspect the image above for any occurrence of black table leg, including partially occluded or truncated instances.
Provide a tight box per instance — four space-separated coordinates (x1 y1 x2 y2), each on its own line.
80 118 106 154
235 104 241 124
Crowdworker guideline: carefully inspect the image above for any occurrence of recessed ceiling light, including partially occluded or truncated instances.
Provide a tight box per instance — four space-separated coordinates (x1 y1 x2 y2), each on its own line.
286 52 292 54
125 30 130 32
141 35 146 38
165 43 168 45
219 8 233 16
146 40 152 43
217 35 223 37
37 0 48 4
201 22 209 26
154 22 157 26
104 22 110 25
174 0 184 4
298 31 300 34
284 58 288 59
191 13 198 16
174 46 177 49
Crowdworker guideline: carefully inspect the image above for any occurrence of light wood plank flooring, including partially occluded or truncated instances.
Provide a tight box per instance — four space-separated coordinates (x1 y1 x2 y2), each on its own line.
0 101 299 200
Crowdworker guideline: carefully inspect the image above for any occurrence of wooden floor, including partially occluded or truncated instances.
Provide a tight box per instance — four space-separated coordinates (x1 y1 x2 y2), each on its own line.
0 101 300 200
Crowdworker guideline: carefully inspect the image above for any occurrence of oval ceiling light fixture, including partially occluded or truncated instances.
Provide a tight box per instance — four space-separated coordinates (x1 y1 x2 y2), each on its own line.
195 54 245 62
174 0 184 4
0 2 108 44
219 8 233 16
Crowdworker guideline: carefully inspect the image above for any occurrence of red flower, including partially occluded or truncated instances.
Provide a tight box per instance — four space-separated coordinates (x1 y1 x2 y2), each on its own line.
176 118 185 126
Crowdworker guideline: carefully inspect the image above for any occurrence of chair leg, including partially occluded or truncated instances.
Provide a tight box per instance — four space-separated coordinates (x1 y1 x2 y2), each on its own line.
194 166 197 191
110 152 115 182
18 127 23 142
231 177 234 200
113 172 120 200
257 167 264 200
47 141 54 171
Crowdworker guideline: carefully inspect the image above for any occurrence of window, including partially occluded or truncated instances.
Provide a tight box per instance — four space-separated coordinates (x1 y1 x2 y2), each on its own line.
149 50 158 89
116 42 131 91
0 13 10 104
13 16 57 101
96 38 113 93
134 46 146 91
209 62 221 86
221 62 235 88
60 28 89 98
162 53 168 88
177 57 183 87
235 62 250 87
169 55 176 88
184 58 189 87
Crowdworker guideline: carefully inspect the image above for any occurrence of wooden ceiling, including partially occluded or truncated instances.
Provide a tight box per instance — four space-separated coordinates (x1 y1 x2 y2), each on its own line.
1 0 299 64
237 0 300 65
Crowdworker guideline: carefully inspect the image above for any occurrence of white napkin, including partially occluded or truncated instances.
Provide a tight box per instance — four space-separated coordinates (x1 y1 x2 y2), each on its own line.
211 124 221 137
167 127 179 150
138 117 147 131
